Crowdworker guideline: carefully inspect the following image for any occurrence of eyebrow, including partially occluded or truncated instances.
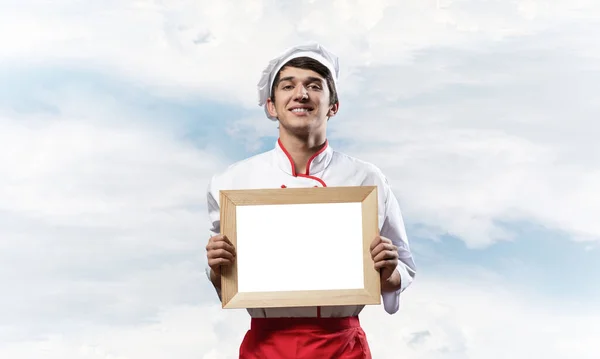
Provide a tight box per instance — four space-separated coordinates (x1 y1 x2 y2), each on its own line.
278 76 324 84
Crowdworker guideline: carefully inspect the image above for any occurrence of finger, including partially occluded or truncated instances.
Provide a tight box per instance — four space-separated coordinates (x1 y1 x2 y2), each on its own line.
219 235 234 247
207 248 236 261
208 257 233 267
369 236 382 251
375 235 391 243
373 249 398 263
371 242 397 258
210 241 236 255
207 234 233 246
374 258 398 270
380 235 392 242
207 240 236 256
206 234 223 244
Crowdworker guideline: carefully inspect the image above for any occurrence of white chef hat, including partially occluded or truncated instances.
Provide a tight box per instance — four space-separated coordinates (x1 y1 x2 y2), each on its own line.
257 42 340 121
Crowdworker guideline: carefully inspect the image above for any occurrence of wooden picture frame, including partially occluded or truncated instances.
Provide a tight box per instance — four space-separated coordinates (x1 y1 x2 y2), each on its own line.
219 186 381 309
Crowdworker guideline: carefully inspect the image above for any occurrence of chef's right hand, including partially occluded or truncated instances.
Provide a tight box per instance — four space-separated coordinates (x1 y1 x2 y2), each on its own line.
206 234 236 276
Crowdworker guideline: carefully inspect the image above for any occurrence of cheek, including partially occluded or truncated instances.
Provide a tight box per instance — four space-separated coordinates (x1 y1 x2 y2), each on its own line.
276 102 288 114
316 94 330 106
275 94 290 108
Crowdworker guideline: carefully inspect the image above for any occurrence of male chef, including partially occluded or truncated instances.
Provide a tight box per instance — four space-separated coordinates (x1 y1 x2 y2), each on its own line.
204 43 416 358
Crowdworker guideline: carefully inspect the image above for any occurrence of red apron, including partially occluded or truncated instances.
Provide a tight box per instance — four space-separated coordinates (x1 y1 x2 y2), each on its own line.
238 316 372 359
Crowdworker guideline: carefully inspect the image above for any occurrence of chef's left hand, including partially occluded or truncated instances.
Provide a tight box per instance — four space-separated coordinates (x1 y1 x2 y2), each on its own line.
370 235 399 285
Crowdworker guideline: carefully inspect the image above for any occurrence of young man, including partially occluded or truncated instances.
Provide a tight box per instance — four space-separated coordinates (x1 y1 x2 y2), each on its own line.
205 43 416 359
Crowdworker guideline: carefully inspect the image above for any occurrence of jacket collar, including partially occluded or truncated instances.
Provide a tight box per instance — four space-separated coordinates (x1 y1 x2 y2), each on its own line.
273 138 333 176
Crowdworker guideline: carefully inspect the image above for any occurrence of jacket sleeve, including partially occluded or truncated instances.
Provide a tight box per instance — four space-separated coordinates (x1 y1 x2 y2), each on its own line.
379 176 417 314
205 176 222 299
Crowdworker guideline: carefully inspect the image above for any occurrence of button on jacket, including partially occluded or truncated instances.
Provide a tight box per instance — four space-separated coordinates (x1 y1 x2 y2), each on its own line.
206 139 416 318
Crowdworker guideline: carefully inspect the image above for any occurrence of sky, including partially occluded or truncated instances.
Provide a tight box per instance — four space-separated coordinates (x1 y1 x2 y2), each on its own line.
1 0 599 358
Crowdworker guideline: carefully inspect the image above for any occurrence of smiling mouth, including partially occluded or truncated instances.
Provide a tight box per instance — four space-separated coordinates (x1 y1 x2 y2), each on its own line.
289 107 313 113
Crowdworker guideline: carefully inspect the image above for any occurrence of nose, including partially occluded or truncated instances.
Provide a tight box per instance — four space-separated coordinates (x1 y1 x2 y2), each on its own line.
294 85 308 100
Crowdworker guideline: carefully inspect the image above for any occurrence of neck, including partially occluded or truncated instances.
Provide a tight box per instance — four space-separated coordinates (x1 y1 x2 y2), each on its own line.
278 131 327 175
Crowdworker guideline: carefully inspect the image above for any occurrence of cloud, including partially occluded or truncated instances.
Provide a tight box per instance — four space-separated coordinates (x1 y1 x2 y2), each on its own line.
324 24 600 247
0 303 245 359
223 9 600 248
1 1 598 358
0 87 228 343
1 273 598 359
3 0 598 109
359 274 600 359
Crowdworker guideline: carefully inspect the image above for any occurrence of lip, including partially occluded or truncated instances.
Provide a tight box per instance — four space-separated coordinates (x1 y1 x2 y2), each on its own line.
288 106 314 111
289 107 312 117
288 106 314 117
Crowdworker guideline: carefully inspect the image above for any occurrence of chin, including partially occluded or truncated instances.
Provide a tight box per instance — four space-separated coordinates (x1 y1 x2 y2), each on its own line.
284 113 320 125
285 124 312 135
281 117 319 133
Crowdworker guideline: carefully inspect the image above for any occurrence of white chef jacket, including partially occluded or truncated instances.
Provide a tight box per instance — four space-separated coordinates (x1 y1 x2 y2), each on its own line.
205 139 416 318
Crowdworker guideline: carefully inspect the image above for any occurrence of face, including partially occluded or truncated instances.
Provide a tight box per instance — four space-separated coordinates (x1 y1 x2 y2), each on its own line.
266 66 338 137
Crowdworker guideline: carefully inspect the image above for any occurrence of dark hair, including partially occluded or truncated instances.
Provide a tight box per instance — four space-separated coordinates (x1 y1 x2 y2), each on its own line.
270 57 338 106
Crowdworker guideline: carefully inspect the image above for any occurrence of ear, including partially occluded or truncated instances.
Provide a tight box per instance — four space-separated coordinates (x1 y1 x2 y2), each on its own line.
327 102 339 117
266 97 278 118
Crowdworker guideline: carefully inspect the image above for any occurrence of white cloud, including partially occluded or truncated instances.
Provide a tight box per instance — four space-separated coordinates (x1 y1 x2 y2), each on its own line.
0 92 228 343
1 1 598 358
1 274 598 359
224 114 278 152
322 24 600 247
219 5 600 247
3 0 599 108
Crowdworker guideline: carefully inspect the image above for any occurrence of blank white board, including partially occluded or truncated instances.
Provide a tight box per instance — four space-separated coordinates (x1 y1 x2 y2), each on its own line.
235 202 364 293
